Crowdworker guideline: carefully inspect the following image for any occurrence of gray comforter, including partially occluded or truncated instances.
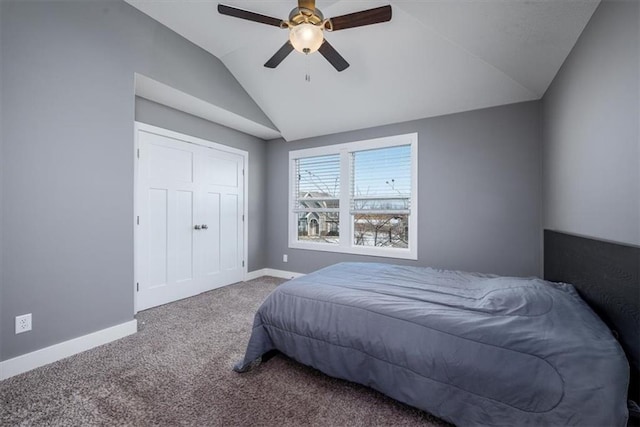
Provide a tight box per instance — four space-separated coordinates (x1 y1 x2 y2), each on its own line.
234 262 629 426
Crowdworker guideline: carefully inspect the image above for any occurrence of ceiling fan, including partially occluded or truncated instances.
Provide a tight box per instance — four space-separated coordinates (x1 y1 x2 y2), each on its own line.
218 1 392 72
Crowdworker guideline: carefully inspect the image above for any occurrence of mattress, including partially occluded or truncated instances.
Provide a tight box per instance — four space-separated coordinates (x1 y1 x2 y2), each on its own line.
234 262 629 426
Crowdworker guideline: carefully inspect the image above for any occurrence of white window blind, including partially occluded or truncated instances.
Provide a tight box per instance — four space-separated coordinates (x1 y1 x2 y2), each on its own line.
351 145 411 214
351 145 411 248
294 154 341 244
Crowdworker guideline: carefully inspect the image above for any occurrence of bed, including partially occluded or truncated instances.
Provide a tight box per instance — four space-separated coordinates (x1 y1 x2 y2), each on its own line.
235 249 633 425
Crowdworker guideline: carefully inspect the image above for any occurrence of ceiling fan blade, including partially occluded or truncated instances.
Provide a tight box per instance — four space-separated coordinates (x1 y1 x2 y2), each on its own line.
318 40 349 72
298 0 315 10
264 41 295 68
326 5 392 31
218 4 284 27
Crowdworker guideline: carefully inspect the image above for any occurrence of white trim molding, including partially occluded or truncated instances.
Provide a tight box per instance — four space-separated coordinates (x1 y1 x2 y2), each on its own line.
0 320 137 381
245 268 304 281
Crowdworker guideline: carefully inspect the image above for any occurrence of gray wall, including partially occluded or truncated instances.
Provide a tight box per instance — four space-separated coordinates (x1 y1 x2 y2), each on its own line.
135 97 268 271
267 101 543 277
0 1 269 361
0 2 4 360
542 0 640 246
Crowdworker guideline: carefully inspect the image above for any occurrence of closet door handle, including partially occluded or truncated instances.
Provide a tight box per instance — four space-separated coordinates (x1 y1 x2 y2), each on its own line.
201 224 209 230
194 225 202 230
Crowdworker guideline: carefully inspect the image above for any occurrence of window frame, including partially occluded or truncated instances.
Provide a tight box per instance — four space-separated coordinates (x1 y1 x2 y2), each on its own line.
288 133 418 260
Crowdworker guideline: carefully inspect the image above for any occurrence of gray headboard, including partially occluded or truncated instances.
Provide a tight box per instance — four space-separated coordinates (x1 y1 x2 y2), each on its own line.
544 229 640 402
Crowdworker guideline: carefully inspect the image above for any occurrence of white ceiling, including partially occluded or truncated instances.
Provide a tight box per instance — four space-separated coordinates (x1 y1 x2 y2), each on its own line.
126 0 600 141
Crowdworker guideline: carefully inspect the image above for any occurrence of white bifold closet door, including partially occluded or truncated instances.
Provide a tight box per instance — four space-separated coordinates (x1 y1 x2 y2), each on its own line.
137 128 245 311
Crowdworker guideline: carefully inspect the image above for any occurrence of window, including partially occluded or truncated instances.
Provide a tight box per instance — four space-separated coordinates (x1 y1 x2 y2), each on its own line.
294 154 340 244
289 133 417 260
352 145 411 249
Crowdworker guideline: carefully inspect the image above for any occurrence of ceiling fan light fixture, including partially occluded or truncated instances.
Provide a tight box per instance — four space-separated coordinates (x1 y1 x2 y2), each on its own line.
289 23 324 54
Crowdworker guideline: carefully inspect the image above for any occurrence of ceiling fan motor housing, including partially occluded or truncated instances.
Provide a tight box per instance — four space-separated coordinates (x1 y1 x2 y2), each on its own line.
287 7 324 26
280 7 325 29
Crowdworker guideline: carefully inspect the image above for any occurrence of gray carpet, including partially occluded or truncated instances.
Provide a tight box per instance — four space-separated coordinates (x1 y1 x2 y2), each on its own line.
0 277 449 426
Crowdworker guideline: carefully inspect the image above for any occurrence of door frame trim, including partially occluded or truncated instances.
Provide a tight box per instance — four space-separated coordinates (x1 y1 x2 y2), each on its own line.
133 122 249 314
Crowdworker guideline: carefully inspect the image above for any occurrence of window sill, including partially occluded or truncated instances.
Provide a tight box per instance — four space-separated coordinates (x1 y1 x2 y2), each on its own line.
289 241 417 260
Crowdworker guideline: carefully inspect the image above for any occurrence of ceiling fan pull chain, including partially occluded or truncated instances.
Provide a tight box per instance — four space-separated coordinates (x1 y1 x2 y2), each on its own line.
305 54 311 83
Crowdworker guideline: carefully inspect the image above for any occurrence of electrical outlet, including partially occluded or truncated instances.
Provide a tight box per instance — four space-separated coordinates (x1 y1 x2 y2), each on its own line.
15 313 32 334
283 254 288 263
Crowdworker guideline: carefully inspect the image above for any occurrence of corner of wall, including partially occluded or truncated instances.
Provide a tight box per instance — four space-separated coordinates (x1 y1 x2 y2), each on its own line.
536 99 545 278
0 0 5 362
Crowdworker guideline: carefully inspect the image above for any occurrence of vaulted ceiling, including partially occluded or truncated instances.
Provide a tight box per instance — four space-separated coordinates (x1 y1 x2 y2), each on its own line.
125 0 600 141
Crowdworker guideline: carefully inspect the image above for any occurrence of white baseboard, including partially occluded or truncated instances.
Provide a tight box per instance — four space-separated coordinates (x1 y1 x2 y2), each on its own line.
265 268 305 279
245 268 268 281
245 268 304 281
0 319 137 381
